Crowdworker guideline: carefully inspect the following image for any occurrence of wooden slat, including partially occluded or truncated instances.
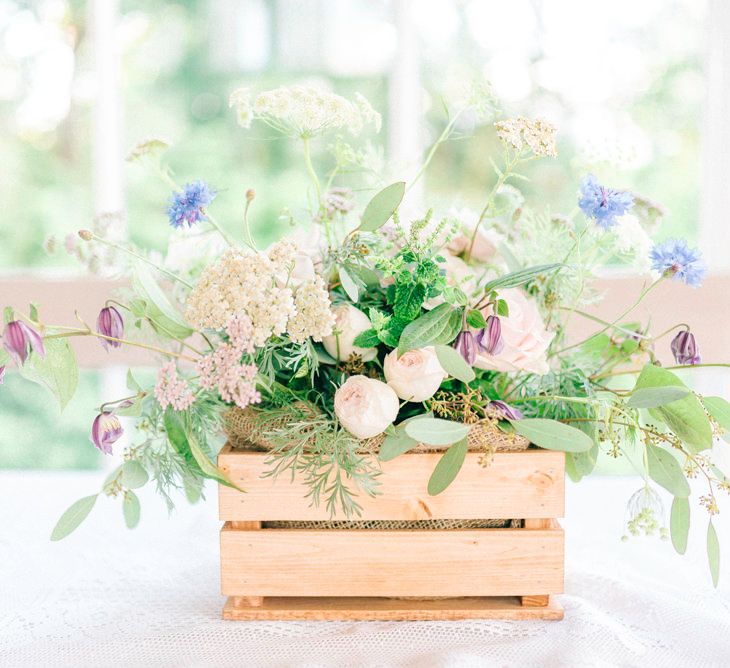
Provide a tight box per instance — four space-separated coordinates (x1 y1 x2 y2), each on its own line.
222 595 564 621
220 525 564 597
218 448 564 521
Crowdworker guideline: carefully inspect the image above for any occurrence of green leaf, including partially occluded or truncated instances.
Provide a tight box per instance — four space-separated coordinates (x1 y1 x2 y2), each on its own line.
465 309 486 329
3 306 13 324
393 282 427 320
358 182 406 232
482 263 563 293
353 329 380 348
126 369 141 392
511 418 593 452
404 417 471 446
133 260 193 340
338 265 359 302
121 460 149 489
19 338 78 410
626 386 690 409
115 395 143 417
707 520 720 587
379 413 434 462
566 442 600 482
29 303 39 321
428 437 468 495
634 364 712 453
51 494 97 541
434 344 475 383
704 396 730 432
646 445 690 497
398 304 462 355
123 490 141 529
670 496 690 555
495 299 510 317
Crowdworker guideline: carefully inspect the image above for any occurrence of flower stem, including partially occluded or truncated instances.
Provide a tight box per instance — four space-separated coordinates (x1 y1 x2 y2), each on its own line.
204 211 236 247
408 109 465 192
302 136 322 204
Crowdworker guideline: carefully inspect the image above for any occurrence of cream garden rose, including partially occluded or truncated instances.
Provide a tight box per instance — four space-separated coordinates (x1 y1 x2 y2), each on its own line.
334 375 399 439
474 288 553 375
322 304 377 362
383 346 447 402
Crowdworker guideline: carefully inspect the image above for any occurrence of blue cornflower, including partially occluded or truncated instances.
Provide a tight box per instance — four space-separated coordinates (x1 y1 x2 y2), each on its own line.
650 238 707 287
167 181 216 228
578 174 634 229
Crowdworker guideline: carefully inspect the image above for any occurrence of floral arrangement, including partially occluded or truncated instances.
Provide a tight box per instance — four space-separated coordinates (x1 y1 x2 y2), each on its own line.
3 83 728 585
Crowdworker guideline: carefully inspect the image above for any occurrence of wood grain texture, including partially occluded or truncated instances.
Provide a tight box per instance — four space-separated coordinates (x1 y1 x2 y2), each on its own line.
218 447 565 521
220 525 564 598
222 595 564 621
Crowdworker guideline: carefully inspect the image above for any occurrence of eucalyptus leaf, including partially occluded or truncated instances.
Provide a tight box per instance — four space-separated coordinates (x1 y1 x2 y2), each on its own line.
398 304 462 355
404 417 471 446
358 182 406 232
703 396 730 432
646 445 690 497
50 494 97 541
19 338 78 410
380 428 418 462
670 496 690 555
434 344 475 383
707 520 720 587
338 265 359 302
634 364 712 453
627 386 690 409
482 263 563 293
126 369 141 392
123 490 141 529
511 418 594 452
428 437 468 495
121 460 149 489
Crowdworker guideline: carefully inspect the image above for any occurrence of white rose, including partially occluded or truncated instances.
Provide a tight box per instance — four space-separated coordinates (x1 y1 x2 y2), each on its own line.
383 346 447 402
334 375 399 439
473 288 553 375
322 304 377 362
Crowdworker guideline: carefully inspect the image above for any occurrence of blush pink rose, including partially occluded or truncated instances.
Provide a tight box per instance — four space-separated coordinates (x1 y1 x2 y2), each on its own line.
334 375 399 439
447 225 500 264
383 346 447 402
473 288 553 375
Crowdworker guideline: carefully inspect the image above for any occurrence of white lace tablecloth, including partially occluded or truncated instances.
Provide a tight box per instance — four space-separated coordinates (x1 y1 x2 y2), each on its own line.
1 472 728 667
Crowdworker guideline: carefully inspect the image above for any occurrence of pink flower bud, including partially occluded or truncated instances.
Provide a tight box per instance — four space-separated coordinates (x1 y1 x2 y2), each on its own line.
476 315 504 355
90 411 123 454
453 331 477 365
671 330 700 365
96 306 124 350
2 320 45 365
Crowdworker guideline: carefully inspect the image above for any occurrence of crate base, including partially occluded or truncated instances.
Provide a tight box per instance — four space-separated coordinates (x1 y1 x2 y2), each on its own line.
222 595 564 621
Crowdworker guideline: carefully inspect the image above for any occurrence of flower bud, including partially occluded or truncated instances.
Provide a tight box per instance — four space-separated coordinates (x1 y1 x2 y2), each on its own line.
90 411 123 454
453 331 477 365
96 306 124 350
78 229 93 241
489 400 524 421
2 320 45 365
246 188 256 202
476 315 504 355
0 365 5 385
670 329 700 365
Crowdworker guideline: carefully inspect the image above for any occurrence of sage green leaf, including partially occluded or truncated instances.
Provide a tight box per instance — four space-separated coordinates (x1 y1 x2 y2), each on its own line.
121 460 149 489
482 263 563 293
122 490 141 529
133 261 193 340
707 520 720 587
703 396 730 432
404 418 471 446
126 369 141 392
398 304 462 355
358 182 406 232
465 309 486 328
670 496 690 555
646 446 690 497
434 344 475 383
51 494 97 541
353 329 380 348
19 338 78 410
379 413 434 461
634 364 712 453
338 265 359 302
627 386 690 409
315 346 337 365
511 418 593 452
186 428 241 490
115 395 143 417
428 437 468 495
566 442 600 482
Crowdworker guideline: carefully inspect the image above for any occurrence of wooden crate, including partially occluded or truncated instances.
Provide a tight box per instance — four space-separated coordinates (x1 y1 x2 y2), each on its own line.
218 444 565 621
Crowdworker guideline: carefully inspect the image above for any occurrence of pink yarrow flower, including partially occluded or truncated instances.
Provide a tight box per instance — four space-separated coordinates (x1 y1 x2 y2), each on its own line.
155 361 195 411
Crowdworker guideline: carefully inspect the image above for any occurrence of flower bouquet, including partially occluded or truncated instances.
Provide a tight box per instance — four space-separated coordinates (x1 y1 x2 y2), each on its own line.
3 84 728 603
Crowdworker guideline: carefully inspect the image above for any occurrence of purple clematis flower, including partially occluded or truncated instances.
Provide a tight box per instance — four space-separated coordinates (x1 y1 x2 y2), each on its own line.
489 400 524 421
476 315 504 355
453 331 478 365
671 330 701 365
90 411 124 455
96 306 124 350
3 320 45 365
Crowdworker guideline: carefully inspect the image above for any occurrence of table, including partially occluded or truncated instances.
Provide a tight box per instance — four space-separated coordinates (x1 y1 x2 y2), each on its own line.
1 472 728 667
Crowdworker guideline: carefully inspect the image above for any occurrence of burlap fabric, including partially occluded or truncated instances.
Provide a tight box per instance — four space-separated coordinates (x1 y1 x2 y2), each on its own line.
222 404 529 531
